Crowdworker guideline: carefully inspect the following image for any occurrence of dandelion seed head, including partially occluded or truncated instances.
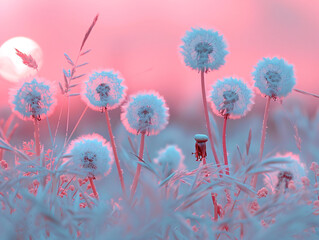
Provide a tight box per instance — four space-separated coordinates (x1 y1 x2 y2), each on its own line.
263 152 306 193
209 77 254 119
252 57 296 99
66 133 114 178
121 91 169 135
82 70 127 111
154 145 185 174
180 27 228 72
9 77 57 121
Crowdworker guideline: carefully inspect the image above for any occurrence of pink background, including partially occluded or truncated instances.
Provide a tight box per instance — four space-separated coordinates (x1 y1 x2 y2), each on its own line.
0 0 318 114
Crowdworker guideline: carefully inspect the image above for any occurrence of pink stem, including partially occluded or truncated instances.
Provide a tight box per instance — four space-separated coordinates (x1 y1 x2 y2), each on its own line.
202 158 206 165
89 177 98 200
34 118 46 187
259 96 271 161
130 133 145 201
251 96 271 189
314 173 319 200
33 118 41 157
223 116 229 175
105 110 126 196
211 193 218 221
200 70 221 168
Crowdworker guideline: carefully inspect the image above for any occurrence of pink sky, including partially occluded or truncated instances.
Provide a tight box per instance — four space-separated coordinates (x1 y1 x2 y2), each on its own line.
0 0 318 113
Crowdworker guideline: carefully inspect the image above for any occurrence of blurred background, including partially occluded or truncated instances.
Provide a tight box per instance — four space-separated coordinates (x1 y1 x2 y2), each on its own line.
0 0 318 170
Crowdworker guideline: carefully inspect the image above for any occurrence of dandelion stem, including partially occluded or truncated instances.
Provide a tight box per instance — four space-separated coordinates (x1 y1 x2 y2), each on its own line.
34 118 45 186
200 69 220 168
259 96 271 160
130 132 145 201
251 96 271 189
223 115 229 175
105 109 126 196
89 177 98 200
33 118 41 157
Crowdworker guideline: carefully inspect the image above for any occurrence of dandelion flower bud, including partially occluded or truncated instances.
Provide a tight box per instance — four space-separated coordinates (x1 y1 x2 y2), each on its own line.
252 57 296 99
209 77 254 119
180 27 228 72
154 145 185 174
9 78 57 121
193 134 208 161
81 70 127 111
121 91 169 135
66 134 114 178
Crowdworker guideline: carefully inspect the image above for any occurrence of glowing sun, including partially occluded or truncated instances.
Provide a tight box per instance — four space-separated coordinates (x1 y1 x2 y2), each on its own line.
0 37 43 83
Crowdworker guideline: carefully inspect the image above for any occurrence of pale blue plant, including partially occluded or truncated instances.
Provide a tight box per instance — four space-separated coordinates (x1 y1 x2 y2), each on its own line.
154 145 185 176
252 57 296 99
65 133 114 178
9 78 57 121
209 77 254 119
121 91 169 135
82 70 127 111
180 27 228 72
263 153 306 193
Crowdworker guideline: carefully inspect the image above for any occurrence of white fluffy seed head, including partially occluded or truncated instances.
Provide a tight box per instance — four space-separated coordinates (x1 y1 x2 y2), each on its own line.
66 133 114 178
121 91 169 136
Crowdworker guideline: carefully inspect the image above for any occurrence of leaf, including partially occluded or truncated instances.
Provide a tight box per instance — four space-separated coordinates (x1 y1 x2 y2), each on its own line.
15 48 38 70
80 14 99 51
58 82 64 94
80 49 91 56
293 125 301 152
181 192 208 210
63 68 70 78
262 158 293 166
0 145 12 151
235 182 255 195
76 62 88 68
63 72 69 88
71 68 76 78
69 93 80 97
64 53 74 66
69 84 78 88
71 74 86 80
137 161 159 177
159 172 176 187
246 129 252 155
